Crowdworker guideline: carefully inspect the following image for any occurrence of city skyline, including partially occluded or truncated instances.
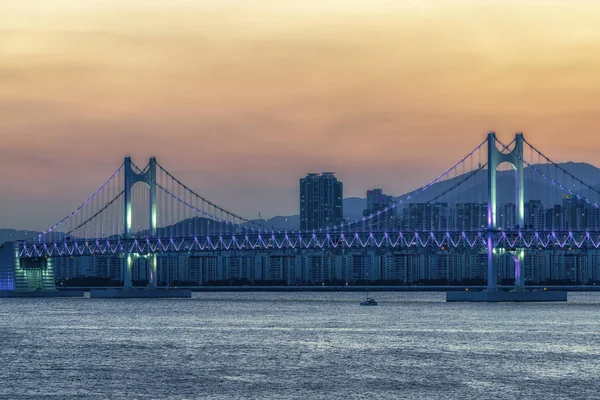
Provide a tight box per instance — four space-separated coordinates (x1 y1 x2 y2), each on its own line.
2 1 600 230
2 3 599 397
2 151 600 233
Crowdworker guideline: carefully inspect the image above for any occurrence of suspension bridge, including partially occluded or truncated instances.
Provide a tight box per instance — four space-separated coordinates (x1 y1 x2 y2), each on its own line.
11 132 600 300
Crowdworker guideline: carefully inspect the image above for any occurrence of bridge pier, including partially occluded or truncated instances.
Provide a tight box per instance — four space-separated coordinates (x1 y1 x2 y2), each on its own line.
122 157 157 289
148 254 157 288
446 290 567 302
124 254 133 288
486 232 497 292
514 249 525 290
487 132 525 293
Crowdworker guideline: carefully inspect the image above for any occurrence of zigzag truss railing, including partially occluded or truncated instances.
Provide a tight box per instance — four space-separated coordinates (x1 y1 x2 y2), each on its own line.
18 230 600 258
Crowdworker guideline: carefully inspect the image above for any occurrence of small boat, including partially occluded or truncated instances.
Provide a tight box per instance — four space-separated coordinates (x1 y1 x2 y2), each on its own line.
360 295 378 306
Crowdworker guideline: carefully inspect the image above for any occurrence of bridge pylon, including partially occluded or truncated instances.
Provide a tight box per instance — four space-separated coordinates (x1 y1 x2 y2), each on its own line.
123 157 158 289
487 132 525 291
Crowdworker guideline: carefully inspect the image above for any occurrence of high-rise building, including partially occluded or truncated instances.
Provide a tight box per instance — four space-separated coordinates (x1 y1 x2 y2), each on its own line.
186 256 203 284
300 172 343 231
545 205 564 230
0 242 16 291
381 252 409 282
261 253 296 283
498 203 516 230
300 253 338 284
364 189 394 216
563 194 587 230
222 254 256 281
586 206 600 231
342 251 380 282
454 203 487 231
406 202 450 231
92 256 122 281
465 252 487 281
408 203 427 230
157 256 180 285
54 257 84 279
524 200 544 230
132 258 149 282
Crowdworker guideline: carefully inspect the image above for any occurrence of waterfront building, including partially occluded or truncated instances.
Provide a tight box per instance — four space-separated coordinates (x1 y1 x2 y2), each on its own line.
157 255 180 285
132 258 149 282
341 251 381 282
524 251 550 283
92 256 123 282
465 252 487 281
300 172 343 231
187 255 220 284
222 254 256 281
448 253 466 283
381 252 408 282
54 257 85 279
262 253 297 283
300 252 338 284
0 242 16 291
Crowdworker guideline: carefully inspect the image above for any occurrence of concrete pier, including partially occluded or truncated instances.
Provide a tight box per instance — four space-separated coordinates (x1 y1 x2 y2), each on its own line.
0 291 85 298
446 290 567 302
90 288 191 298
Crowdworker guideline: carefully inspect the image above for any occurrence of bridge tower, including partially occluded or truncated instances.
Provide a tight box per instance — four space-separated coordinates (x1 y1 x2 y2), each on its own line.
123 157 157 288
487 132 525 291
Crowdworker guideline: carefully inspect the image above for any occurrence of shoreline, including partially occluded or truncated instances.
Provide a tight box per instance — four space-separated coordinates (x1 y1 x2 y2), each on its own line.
53 285 600 292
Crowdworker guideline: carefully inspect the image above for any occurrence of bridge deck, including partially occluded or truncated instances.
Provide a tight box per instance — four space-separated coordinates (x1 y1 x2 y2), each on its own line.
18 230 600 258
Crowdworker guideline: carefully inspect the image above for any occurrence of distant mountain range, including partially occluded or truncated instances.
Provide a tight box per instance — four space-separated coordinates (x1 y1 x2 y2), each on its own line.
0 229 39 244
2 162 600 237
393 161 600 208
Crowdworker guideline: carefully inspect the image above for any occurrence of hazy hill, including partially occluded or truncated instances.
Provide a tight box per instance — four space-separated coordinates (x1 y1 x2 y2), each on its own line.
391 162 600 209
0 229 39 243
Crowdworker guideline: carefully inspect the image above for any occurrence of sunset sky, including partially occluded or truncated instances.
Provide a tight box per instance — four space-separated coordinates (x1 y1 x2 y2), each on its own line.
2 0 600 230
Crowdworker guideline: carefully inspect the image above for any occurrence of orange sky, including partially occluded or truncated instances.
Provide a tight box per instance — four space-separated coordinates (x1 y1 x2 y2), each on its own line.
1 0 600 229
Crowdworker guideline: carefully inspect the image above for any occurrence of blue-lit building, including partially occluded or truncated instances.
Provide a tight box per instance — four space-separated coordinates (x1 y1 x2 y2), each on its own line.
0 241 56 291
0 242 16 291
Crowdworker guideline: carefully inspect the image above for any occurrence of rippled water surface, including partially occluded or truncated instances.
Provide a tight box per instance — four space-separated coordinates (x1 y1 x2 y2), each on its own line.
1 292 600 399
